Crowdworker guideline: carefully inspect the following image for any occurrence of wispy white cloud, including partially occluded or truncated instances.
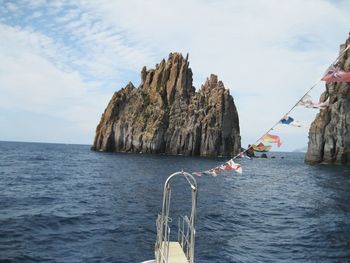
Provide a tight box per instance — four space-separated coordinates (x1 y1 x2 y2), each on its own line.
72 0 349 149
30 10 42 19
24 0 47 8
0 0 158 143
0 24 108 140
1 0 156 84
0 0 349 149
5 2 19 12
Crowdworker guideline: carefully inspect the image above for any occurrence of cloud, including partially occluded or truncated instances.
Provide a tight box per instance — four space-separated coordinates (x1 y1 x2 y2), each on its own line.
0 0 159 143
73 0 350 150
5 2 19 12
0 1 156 85
0 23 108 143
1 0 350 149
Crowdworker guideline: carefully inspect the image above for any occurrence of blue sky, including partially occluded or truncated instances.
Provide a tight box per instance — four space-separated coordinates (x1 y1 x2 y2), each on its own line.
0 0 349 151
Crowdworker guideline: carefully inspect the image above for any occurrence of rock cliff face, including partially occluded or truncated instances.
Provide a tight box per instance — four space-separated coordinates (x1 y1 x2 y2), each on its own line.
92 53 241 156
305 37 350 164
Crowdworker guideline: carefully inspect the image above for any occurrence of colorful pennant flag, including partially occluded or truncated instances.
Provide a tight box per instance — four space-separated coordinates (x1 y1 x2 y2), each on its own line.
321 66 350 83
280 116 294 125
206 167 224 176
251 142 271 152
227 159 242 174
279 116 308 128
239 152 252 160
298 95 329 110
193 159 243 177
192 43 348 179
261 133 282 147
192 172 203 177
207 169 218 177
220 163 233 171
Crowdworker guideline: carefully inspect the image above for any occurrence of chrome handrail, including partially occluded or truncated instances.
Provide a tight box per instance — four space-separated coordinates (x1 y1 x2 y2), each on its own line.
155 171 197 263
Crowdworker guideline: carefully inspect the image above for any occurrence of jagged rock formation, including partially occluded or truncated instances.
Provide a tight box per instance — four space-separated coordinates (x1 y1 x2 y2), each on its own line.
92 53 241 157
305 37 350 164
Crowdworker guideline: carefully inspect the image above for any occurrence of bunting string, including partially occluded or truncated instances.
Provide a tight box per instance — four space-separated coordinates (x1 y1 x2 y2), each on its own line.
192 44 350 177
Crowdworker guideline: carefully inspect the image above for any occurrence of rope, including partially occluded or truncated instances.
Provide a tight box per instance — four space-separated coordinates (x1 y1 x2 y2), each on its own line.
255 45 350 140
194 44 350 174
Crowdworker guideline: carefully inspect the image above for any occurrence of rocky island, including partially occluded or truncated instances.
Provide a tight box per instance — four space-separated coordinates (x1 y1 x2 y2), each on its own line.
92 53 241 156
305 37 350 164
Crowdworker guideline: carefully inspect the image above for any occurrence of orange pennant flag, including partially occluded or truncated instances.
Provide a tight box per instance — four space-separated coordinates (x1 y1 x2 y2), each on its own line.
261 133 282 147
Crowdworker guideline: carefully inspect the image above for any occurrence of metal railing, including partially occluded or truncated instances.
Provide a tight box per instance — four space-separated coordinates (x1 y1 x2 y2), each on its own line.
178 215 195 260
155 215 171 263
154 171 197 263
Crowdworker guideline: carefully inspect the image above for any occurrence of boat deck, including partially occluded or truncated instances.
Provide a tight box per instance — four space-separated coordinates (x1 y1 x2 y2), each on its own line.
167 242 188 263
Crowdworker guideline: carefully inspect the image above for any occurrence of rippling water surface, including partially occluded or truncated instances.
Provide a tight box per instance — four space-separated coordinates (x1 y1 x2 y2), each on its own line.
1 141 350 262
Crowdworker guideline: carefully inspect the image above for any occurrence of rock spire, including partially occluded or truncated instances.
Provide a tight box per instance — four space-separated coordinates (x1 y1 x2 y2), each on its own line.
92 53 241 157
305 37 350 164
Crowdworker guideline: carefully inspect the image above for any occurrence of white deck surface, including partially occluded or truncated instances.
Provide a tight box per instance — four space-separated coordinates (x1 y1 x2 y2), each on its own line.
167 242 188 263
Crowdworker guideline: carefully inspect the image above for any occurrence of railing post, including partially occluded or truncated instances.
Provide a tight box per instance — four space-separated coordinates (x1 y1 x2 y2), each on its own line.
155 171 197 263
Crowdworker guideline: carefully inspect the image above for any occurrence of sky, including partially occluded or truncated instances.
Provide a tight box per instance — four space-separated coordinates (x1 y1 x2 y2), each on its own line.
0 0 349 151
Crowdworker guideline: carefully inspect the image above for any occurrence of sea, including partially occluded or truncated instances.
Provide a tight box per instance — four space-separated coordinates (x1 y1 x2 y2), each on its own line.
0 141 350 263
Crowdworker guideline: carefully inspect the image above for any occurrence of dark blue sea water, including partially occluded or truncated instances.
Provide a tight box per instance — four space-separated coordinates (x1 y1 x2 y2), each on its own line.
0 141 350 263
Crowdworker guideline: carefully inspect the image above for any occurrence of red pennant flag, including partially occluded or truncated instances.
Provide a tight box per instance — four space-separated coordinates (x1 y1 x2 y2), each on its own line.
227 159 242 174
322 66 350 83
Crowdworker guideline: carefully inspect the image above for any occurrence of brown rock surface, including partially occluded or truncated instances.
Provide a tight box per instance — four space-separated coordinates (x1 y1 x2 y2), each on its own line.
305 37 350 164
92 53 241 156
